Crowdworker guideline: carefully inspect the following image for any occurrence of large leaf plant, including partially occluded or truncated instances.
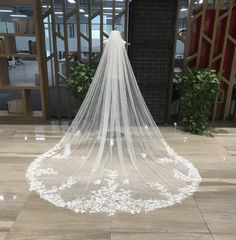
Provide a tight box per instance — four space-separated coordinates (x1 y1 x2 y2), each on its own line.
66 61 96 104
176 68 220 136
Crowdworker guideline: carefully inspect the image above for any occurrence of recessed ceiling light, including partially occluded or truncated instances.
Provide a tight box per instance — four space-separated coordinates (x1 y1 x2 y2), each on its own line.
10 14 27 18
68 0 75 3
104 12 119 15
103 7 122 10
0 9 13 13
180 8 188 11
194 0 203 4
55 11 63 15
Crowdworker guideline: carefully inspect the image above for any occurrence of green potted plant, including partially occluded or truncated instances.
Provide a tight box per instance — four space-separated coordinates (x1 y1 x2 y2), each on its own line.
66 61 96 112
176 68 220 136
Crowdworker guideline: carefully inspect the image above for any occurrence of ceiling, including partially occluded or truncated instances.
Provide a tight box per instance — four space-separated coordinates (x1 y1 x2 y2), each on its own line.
0 0 125 22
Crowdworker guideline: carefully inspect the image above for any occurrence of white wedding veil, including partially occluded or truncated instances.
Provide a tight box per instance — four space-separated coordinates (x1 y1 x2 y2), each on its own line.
26 31 201 215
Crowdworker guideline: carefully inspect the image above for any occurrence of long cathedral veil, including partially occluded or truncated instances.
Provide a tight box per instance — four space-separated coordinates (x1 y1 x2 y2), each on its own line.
26 31 201 215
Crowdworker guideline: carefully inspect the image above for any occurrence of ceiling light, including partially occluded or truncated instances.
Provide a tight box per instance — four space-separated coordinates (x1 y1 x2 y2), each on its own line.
180 8 188 11
103 7 122 10
194 0 203 4
80 9 85 13
84 14 88 17
10 14 27 18
104 12 119 15
68 0 75 3
0 9 13 12
55 11 63 15
42 5 48 8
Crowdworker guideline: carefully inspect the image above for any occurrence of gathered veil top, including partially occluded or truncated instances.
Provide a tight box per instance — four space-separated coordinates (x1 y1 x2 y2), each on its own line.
26 31 201 215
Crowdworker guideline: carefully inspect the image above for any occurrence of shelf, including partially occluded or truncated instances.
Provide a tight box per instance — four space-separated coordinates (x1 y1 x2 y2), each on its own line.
0 110 43 119
0 33 36 37
0 84 40 90
0 53 38 58
0 1 47 122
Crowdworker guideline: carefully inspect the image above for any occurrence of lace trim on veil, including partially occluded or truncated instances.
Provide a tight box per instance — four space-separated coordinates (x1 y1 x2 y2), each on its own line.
26 143 201 215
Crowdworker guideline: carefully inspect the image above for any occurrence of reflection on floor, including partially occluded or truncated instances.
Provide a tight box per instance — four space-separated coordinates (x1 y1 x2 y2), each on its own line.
0 124 236 240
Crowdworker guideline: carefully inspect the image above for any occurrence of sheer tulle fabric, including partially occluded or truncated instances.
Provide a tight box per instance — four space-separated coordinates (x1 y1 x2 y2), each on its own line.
26 31 201 215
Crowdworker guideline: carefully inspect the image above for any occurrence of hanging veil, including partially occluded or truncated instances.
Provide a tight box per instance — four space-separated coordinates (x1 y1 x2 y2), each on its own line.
26 31 201 215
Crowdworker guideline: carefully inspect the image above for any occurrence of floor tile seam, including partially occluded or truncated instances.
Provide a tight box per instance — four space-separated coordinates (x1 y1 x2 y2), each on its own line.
109 230 214 234
2 193 32 240
193 196 215 240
